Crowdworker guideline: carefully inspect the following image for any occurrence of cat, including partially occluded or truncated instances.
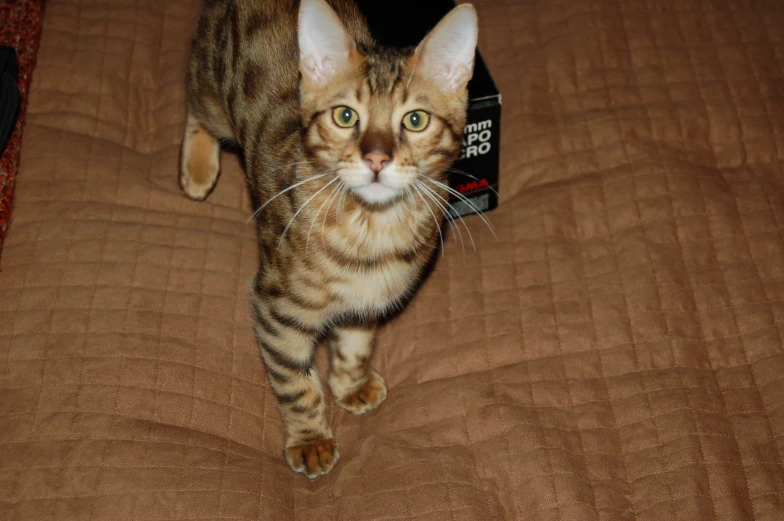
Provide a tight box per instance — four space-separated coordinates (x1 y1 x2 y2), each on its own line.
179 0 478 478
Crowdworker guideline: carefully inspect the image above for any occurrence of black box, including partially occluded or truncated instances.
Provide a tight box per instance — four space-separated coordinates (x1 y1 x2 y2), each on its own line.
356 0 501 218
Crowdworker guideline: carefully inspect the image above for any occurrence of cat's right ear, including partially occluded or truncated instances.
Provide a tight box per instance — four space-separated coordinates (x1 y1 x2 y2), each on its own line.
298 0 356 85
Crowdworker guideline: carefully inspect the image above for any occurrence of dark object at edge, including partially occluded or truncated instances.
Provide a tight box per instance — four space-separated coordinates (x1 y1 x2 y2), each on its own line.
0 47 20 157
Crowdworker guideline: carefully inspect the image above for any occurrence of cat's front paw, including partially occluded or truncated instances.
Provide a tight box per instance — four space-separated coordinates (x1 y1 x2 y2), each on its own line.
335 370 387 415
285 438 339 479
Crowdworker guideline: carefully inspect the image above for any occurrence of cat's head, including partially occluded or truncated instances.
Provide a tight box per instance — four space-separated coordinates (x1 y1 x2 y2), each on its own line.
297 0 478 206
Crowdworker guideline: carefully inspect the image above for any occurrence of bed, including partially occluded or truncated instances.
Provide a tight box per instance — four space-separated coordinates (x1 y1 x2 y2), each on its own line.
1 0 783 519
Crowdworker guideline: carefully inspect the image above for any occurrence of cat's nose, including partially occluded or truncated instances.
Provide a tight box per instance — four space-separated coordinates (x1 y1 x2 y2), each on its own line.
364 151 391 174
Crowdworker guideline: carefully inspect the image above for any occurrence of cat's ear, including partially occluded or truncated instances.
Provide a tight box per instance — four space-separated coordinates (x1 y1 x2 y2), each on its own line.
298 0 356 85
415 4 478 92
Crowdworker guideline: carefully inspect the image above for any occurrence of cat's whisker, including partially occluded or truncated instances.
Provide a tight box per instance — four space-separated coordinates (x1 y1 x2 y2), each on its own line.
279 177 340 248
402 185 423 248
422 181 476 251
417 180 472 253
337 184 350 218
247 169 337 223
416 181 463 252
423 176 497 240
306 179 341 249
403 184 414 203
414 181 462 253
321 180 343 249
411 183 444 256
445 167 501 198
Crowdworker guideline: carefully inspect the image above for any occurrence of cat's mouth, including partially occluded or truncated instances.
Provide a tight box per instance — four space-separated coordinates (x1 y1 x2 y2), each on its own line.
352 180 400 205
339 164 409 205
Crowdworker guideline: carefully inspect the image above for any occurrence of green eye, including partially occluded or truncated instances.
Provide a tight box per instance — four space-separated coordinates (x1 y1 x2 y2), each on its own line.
332 106 359 128
402 111 430 132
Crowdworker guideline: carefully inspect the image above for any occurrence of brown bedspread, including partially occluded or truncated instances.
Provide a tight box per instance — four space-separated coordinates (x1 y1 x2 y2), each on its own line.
2 0 784 519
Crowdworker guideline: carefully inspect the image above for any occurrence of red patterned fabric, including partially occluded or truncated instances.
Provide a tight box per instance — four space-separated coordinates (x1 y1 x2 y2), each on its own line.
0 0 46 264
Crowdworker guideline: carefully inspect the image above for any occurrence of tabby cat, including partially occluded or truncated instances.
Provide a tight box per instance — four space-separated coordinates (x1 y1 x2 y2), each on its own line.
180 0 478 478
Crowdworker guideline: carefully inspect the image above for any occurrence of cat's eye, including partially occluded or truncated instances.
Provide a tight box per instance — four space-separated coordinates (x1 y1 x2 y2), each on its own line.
332 106 359 128
402 111 430 132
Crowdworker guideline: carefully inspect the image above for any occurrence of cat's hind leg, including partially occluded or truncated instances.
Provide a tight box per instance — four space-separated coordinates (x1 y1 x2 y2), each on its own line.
179 109 221 200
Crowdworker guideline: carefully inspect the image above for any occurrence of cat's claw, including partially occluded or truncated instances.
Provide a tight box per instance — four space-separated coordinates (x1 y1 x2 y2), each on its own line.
285 439 340 479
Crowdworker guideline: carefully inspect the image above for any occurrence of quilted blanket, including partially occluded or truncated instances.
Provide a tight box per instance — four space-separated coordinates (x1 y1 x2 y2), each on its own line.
1 0 784 520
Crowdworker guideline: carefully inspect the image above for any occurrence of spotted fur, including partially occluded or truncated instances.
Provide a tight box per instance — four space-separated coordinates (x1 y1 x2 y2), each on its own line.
180 0 476 478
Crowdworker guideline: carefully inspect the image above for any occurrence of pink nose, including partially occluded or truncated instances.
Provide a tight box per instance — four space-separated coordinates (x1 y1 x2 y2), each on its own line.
364 151 391 174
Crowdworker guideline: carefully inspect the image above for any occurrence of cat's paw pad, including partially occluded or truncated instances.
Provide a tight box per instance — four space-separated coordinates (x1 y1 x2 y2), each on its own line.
336 370 387 415
285 438 339 479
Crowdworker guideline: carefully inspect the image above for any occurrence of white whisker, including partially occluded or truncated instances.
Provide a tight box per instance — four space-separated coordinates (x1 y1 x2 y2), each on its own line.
306 180 340 248
402 185 424 248
411 183 444 256
417 180 472 252
247 169 337 223
445 168 501 198
423 176 497 239
279 177 339 248
337 184 350 217
321 180 343 249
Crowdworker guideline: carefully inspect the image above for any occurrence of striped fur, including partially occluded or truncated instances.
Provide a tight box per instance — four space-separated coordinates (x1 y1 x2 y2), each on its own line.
180 0 475 478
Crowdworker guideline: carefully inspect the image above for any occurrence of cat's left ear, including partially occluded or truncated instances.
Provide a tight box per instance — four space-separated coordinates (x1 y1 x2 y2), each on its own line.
298 0 357 85
415 4 478 92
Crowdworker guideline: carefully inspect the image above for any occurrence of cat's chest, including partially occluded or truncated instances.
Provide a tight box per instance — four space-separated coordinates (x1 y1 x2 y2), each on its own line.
329 262 419 314
323 210 424 313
